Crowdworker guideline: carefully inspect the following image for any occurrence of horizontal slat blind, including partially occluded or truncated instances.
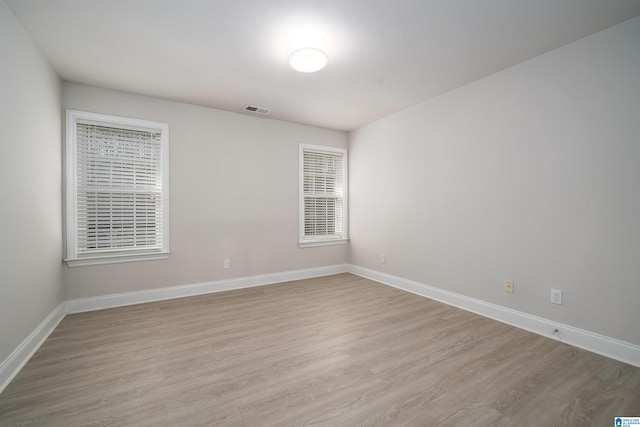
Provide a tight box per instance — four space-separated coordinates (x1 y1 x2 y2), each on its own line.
76 122 163 255
303 149 343 239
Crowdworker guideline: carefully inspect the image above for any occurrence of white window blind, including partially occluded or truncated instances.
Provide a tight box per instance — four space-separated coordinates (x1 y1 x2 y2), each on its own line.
299 145 348 246
66 111 169 266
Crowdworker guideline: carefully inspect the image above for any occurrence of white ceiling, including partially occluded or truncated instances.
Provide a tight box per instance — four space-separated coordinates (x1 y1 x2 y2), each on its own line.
6 0 640 131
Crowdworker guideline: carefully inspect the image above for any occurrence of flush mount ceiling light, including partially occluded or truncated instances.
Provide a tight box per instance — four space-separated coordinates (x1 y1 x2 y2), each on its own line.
288 47 328 73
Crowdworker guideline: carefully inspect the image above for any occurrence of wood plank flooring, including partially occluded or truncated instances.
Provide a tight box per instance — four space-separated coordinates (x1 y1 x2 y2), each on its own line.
1 273 639 426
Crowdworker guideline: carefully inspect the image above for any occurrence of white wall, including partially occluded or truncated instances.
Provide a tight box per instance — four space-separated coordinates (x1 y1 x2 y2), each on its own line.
0 1 62 362
349 17 640 346
62 83 348 299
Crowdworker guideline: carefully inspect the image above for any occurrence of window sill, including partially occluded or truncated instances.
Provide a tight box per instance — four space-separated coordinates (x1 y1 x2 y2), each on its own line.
65 251 170 267
299 238 349 248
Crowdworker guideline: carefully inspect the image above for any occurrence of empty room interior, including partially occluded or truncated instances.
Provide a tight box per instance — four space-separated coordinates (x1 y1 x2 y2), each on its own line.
2 0 640 425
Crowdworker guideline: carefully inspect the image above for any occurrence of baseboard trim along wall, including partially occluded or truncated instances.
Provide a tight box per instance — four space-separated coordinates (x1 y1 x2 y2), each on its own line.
0 302 66 394
65 264 350 313
2 263 639 395
348 265 640 368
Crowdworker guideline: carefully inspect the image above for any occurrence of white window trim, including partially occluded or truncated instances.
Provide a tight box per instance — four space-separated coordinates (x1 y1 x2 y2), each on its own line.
65 110 170 267
299 144 349 248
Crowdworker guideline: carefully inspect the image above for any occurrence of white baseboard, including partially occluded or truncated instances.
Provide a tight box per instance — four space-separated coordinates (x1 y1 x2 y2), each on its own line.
65 264 350 313
0 302 66 394
348 265 640 368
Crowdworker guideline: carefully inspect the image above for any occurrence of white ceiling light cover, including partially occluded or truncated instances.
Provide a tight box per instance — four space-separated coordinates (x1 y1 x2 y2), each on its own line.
289 47 328 72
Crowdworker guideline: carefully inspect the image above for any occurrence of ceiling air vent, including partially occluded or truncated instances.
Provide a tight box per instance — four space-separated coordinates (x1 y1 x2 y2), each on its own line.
243 105 271 115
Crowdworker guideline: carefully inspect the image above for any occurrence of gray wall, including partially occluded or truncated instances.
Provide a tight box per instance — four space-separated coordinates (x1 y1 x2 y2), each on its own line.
62 83 348 300
349 16 640 345
0 1 63 362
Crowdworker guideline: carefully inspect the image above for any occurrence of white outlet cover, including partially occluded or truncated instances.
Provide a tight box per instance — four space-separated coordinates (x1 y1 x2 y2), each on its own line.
551 289 562 304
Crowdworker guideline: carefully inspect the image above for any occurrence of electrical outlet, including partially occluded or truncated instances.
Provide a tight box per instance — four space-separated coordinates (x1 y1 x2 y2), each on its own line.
380 254 386 264
551 289 562 305
504 280 514 293
224 259 230 269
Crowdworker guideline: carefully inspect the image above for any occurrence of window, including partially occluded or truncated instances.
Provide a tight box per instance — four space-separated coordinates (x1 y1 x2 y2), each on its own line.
299 144 348 247
65 110 169 266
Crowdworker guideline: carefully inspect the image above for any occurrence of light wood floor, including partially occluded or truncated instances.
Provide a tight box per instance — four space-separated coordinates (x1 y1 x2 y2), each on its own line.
1 273 639 426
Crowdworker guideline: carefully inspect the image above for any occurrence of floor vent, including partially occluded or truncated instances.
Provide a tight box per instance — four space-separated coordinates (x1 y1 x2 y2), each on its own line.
243 105 271 115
